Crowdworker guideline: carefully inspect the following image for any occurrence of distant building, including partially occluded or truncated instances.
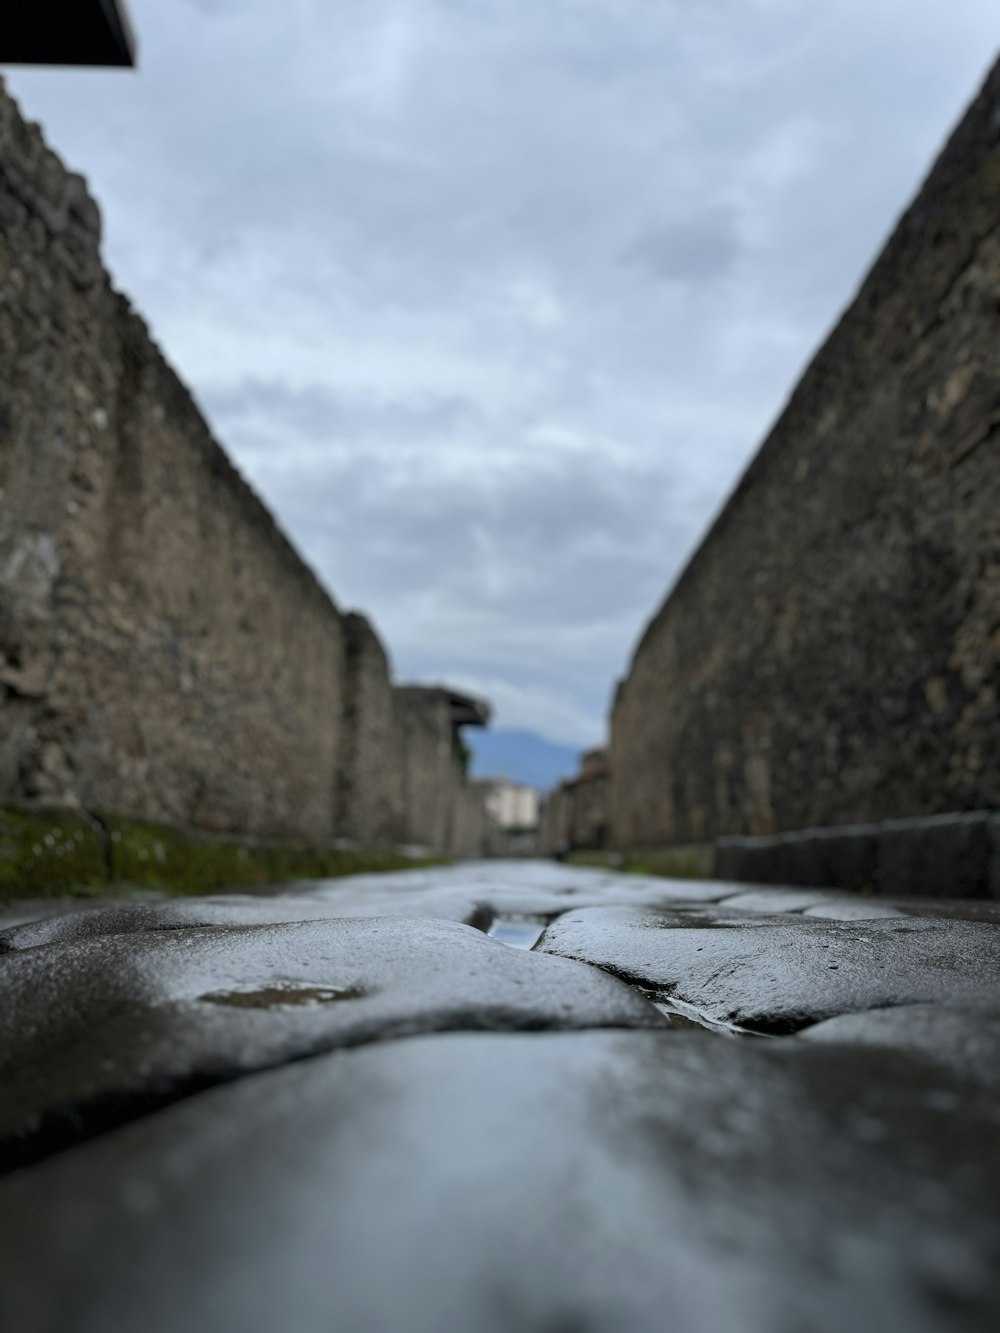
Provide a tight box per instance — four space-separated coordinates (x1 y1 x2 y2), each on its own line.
474 777 540 858
481 778 539 831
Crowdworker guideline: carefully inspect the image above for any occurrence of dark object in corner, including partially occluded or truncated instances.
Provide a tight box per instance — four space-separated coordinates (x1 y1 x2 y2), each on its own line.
0 1 136 68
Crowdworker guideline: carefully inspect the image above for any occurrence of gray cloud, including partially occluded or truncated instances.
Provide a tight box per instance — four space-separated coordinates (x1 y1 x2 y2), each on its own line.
202 380 477 446
624 209 742 284
8 2 999 742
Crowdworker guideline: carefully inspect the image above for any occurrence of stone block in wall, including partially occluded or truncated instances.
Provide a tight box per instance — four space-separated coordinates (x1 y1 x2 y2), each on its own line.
714 812 999 899
334 614 405 844
714 837 776 886
716 827 879 892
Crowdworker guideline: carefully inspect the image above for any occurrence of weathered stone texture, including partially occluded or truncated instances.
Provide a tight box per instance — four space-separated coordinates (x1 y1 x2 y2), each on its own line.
611 59 1000 848
396 686 487 854
334 614 406 844
569 770 610 850
537 783 569 856
538 751 610 855
449 781 488 859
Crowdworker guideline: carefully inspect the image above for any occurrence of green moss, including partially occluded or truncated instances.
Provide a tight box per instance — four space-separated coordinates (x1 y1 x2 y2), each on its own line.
562 850 622 869
0 804 444 903
623 844 716 880
106 815 443 895
0 806 107 900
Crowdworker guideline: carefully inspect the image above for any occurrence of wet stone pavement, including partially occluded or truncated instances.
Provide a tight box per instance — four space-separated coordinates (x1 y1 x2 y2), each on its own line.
1 860 999 1332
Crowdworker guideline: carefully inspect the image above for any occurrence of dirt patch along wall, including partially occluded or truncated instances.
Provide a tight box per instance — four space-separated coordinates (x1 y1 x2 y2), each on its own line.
610 57 1000 849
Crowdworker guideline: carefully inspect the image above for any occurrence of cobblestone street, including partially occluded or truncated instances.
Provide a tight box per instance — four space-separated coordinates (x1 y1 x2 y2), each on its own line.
1 861 998 1332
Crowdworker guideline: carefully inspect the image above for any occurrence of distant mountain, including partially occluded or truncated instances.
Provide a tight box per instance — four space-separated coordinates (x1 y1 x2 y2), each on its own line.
466 728 582 791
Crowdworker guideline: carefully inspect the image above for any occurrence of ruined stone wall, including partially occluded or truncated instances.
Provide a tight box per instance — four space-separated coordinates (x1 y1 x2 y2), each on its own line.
611 58 1000 849
395 687 466 851
569 774 610 852
539 786 572 855
449 782 488 860
0 81 485 853
334 615 406 844
537 777 609 855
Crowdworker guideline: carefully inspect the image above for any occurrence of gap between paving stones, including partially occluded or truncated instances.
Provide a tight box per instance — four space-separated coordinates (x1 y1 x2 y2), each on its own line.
542 950 768 1037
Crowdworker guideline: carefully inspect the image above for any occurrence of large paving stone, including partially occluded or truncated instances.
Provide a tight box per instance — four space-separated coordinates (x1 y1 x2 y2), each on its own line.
1 1030 997 1333
715 886 1000 922
805 898 1000 923
717 888 846 913
799 991 1000 1087
463 881 733 918
537 904 1000 1032
0 864 736 952
0 915 664 1169
884 898 1000 925
0 896 118 934
803 900 909 920
0 890 171 934
348 860 735 915
0 884 492 952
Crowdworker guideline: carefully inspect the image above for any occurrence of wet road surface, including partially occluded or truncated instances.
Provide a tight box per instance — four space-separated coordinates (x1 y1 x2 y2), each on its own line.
1 860 998 1331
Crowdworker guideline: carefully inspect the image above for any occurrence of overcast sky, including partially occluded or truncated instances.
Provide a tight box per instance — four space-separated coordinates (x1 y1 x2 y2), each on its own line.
8 2 998 746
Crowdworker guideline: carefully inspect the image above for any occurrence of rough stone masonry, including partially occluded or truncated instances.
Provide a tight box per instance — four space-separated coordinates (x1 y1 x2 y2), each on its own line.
0 77 486 858
611 56 1000 856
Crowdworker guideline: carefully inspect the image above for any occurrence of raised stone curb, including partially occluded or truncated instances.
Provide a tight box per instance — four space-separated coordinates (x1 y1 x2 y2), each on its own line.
714 811 1000 899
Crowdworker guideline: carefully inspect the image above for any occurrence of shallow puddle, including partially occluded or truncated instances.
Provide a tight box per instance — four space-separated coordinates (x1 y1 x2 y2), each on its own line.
646 992 767 1037
486 918 547 949
200 982 367 1009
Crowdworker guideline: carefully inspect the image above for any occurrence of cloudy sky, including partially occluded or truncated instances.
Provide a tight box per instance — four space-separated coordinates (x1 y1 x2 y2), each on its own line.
8 2 998 745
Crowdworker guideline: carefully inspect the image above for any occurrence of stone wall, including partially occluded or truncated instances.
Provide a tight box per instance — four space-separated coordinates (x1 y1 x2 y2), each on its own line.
569 772 610 852
611 58 1000 851
334 615 406 845
395 687 489 855
539 785 572 856
538 773 609 856
450 782 489 860
0 79 485 857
